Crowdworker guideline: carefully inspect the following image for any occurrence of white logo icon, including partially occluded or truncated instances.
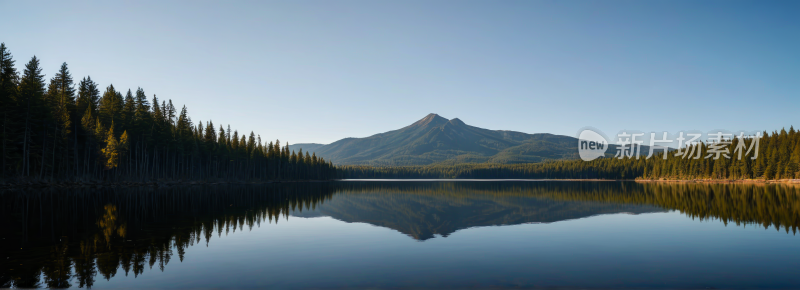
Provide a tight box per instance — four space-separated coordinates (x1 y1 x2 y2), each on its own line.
578 129 609 161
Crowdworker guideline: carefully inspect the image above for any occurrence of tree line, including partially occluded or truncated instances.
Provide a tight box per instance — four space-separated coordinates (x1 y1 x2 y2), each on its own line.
0 43 335 183
339 128 798 180
334 181 800 234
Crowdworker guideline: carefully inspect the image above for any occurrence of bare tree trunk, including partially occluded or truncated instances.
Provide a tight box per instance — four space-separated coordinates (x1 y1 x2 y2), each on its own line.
2 113 5 180
51 126 57 180
40 121 46 180
74 121 78 180
23 105 30 177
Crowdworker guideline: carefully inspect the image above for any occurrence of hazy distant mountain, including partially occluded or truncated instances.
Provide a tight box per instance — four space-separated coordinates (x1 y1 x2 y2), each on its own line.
311 114 585 165
288 143 326 154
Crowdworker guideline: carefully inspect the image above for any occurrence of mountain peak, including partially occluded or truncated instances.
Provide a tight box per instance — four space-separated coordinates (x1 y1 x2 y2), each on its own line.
448 118 465 126
411 113 448 127
313 113 583 166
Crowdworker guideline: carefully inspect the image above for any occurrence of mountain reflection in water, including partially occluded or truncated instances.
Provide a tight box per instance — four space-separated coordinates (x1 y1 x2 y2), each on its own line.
2 181 800 288
291 183 664 240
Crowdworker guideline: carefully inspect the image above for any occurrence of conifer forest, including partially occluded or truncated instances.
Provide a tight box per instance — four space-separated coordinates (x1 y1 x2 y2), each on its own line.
0 43 336 184
1 42 797 183
341 129 797 181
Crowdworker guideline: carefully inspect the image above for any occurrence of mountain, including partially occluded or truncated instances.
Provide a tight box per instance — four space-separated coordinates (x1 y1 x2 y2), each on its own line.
288 143 326 154
308 113 595 165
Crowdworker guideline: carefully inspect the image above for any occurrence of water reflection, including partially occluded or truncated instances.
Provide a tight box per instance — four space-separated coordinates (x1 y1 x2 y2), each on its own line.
1 181 799 288
1 183 335 288
295 182 664 240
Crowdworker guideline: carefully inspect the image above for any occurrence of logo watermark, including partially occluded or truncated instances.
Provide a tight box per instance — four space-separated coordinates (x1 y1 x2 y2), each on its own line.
577 129 762 162
578 127 609 161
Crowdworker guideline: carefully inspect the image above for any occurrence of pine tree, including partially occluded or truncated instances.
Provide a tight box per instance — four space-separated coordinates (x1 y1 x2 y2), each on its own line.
790 141 800 179
204 121 216 148
247 131 256 156
239 135 246 155
196 121 204 140
76 76 100 118
95 118 107 146
226 125 232 145
134 88 150 119
98 85 122 128
81 108 95 138
17 56 47 177
46 63 77 178
166 100 176 126
151 95 161 120
0 43 17 104
119 130 129 159
231 131 239 152
102 125 119 169
122 89 135 130
217 125 226 147
0 43 18 178
50 63 76 114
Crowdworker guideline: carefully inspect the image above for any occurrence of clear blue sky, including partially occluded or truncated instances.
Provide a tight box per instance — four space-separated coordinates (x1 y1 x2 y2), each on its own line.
1 1 797 144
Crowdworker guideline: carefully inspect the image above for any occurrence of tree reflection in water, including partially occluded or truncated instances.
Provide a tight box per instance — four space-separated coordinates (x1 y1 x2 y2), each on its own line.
1 181 799 288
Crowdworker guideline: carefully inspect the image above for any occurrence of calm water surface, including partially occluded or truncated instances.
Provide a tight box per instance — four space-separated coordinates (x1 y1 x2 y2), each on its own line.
2 181 800 289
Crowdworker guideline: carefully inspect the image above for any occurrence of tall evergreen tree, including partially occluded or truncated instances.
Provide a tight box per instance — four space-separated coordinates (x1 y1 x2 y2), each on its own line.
231 130 239 152
80 108 95 137
98 85 122 129
133 88 151 135
0 43 17 104
17 56 47 177
217 125 227 147
102 125 119 169
134 88 150 116
94 118 107 146
122 89 135 130
76 76 100 117
56 63 76 129
247 131 256 156
0 43 19 178
204 120 216 147
46 63 76 177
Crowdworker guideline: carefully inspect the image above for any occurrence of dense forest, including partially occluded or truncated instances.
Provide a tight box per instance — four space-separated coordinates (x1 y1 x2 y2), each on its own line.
1 42 796 183
0 43 336 183
339 128 799 180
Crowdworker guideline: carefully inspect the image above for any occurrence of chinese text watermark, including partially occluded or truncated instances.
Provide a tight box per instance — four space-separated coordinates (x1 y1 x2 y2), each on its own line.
577 129 761 162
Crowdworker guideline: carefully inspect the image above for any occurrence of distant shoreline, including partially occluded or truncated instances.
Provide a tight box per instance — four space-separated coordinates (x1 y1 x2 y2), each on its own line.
4 178 799 190
339 179 623 182
343 178 800 184
634 179 800 184
0 179 335 189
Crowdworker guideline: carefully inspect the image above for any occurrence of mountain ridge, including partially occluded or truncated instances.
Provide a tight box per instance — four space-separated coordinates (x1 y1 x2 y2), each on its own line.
305 114 598 165
287 143 326 154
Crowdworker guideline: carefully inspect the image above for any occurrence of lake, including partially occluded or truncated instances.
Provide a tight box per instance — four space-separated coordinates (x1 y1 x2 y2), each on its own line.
2 181 800 289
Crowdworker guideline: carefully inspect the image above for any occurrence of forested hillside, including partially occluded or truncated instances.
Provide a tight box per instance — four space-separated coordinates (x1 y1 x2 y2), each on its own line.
340 128 798 181
313 113 590 165
0 43 335 184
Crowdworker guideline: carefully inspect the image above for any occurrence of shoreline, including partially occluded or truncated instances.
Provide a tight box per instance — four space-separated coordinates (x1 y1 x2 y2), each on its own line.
3 178 799 189
0 179 336 190
634 179 800 184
